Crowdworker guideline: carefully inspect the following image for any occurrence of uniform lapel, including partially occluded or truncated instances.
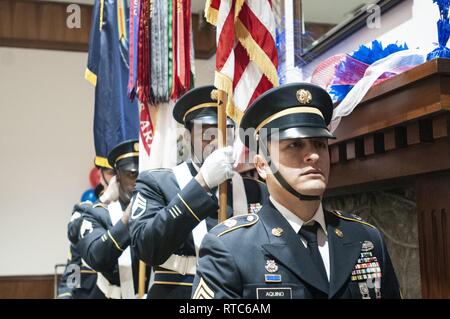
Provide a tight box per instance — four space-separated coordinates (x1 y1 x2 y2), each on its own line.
260 202 329 295
324 210 364 298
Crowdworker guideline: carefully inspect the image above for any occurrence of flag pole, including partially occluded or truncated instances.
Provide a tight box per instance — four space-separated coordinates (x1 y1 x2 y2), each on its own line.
138 260 146 298
217 89 228 223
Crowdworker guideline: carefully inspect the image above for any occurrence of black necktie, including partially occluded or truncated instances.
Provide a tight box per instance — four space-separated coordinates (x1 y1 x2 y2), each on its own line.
299 222 329 286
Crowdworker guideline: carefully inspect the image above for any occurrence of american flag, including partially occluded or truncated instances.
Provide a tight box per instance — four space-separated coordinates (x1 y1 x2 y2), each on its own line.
205 0 279 125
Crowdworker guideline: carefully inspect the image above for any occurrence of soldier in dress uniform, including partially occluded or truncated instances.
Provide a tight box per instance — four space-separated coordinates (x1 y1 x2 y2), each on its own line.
129 85 268 299
76 140 150 299
191 83 401 299
56 163 115 299
57 201 97 299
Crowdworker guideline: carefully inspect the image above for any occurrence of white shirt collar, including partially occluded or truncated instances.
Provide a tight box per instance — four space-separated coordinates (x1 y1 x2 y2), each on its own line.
270 196 327 235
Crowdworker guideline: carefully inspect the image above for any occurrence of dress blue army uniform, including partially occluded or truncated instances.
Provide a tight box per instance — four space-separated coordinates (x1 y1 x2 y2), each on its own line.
57 202 98 299
191 83 401 299
129 86 268 299
76 140 150 298
192 203 400 299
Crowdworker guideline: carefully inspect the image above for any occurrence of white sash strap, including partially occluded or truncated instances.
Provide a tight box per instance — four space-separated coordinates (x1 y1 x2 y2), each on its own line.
106 201 135 299
192 221 208 258
231 173 248 216
172 162 193 189
159 254 197 275
96 273 122 299
172 162 208 260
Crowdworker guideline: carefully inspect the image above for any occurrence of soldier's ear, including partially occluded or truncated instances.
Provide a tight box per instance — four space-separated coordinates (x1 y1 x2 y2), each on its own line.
254 154 268 180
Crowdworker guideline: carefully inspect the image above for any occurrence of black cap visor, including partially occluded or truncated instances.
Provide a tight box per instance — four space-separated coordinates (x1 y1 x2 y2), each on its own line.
116 157 139 172
269 126 335 141
189 115 235 128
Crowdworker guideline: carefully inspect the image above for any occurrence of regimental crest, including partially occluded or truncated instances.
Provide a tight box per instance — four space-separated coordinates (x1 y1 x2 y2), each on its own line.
248 203 262 214
296 89 312 104
334 228 344 238
265 260 279 273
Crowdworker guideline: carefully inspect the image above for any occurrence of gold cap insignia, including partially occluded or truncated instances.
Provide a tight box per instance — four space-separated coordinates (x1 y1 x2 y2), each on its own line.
296 89 312 104
271 227 283 237
134 142 139 152
335 228 344 238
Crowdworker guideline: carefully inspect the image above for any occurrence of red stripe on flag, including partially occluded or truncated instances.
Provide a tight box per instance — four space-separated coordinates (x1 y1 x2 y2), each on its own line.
211 0 220 10
233 43 250 88
216 1 235 70
238 3 278 67
247 74 273 108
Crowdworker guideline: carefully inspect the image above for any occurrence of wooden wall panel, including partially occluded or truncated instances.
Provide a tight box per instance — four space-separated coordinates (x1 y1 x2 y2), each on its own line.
0 275 55 299
416 172 450 298
0 0 92 52
192 13 216 59
1 0 216 58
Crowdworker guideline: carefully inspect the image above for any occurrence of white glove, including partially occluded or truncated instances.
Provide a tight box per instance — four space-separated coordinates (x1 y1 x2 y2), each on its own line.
200 146 235 189
99 175 119 204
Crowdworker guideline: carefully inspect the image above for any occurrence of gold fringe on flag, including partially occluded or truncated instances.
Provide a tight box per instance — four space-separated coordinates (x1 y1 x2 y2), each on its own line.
85 68 98 86
235 19 279 87
204 0 219 25
234 0 245 21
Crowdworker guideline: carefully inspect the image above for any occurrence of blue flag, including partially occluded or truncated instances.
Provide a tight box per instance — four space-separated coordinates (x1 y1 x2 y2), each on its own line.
85 0 139 168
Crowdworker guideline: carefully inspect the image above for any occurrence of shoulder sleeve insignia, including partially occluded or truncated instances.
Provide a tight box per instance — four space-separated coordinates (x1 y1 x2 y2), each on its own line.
248 203 263 214
80 219 93 238
70 211 82 222
192 277 214 299
212 214 259 237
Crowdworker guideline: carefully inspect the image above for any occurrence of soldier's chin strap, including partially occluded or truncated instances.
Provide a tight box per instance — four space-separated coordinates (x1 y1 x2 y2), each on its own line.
259 138 321 201
101 168 109 186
